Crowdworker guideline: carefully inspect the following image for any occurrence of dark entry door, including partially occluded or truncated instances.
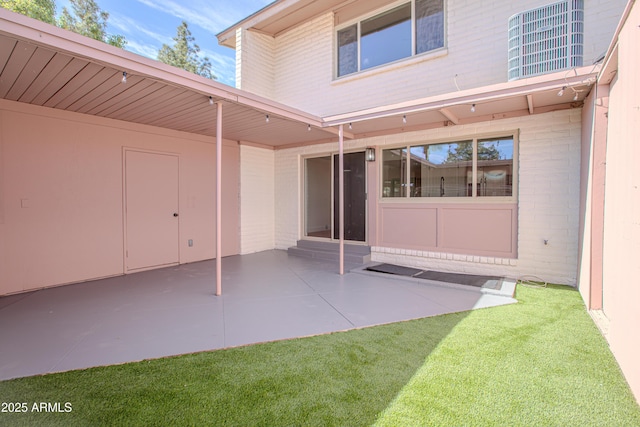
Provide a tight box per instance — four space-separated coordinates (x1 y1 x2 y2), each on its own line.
333 152 366 242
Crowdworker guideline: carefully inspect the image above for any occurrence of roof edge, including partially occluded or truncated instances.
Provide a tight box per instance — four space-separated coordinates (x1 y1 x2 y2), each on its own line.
322 65 599 126
216 0 283 46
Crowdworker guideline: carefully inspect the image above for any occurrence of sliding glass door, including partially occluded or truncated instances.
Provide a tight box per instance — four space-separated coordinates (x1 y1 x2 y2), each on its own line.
304 156 332 239
304 152 366 242
333 152 366 241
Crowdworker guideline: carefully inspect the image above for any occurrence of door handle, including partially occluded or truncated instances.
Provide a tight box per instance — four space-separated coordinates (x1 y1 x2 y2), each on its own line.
173 213 179 217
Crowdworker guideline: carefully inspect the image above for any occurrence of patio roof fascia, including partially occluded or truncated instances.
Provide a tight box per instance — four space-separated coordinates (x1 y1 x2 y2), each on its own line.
321 65 600 127
0 8 326 130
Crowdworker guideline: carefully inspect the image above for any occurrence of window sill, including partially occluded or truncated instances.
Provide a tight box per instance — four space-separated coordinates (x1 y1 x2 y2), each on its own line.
332 48 448 85
378 196 516 204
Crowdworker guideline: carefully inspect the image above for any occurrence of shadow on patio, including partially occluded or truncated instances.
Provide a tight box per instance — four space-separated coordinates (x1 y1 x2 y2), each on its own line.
0 250 516 381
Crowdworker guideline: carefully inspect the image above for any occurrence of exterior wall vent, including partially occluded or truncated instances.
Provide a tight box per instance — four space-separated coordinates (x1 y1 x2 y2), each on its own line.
508 0 584 81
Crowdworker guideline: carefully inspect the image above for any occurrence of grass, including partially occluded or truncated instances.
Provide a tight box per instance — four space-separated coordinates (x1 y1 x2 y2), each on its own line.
1 284 639 426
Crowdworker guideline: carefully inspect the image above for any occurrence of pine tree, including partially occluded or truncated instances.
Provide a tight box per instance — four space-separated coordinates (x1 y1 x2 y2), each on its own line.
58 0 126 48
445 142 500 163
1 0 56 24
158 21 215 80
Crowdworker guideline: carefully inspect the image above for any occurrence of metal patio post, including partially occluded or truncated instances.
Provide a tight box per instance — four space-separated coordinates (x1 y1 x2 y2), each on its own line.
216 101 223 296
339 124 344 275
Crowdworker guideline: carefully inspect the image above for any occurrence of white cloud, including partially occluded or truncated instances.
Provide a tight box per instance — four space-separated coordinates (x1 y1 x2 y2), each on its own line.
124 39 162 60
134 0 273 33
200 47 236 83
109 15 174 47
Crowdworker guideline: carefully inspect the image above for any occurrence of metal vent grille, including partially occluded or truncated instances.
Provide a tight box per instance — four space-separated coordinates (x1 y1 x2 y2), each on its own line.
508 0 584 81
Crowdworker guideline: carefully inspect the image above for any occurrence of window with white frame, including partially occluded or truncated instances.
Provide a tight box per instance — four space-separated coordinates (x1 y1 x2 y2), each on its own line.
382 136 515 198
337 0 445 77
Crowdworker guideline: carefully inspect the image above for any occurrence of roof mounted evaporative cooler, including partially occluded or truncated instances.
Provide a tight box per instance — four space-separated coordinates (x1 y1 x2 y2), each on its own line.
508 0 584 81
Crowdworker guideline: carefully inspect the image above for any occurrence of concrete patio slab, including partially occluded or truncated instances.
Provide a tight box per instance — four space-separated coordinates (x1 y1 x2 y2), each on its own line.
0 250 517 381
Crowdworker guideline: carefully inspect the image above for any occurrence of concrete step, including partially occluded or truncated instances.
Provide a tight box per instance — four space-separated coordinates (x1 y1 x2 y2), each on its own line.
294 239 371 255
288 240 371 264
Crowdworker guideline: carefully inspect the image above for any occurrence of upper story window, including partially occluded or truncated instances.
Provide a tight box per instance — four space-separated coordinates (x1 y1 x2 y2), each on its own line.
337 0 445 78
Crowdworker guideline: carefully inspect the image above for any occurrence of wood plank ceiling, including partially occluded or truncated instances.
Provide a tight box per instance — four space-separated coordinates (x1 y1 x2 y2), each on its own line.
0 31 335 148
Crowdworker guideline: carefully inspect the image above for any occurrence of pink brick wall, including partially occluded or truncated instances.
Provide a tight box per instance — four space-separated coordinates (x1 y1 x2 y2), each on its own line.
0 100 240 295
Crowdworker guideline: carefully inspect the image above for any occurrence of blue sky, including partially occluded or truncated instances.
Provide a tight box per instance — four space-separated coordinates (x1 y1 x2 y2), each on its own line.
57 0 274 86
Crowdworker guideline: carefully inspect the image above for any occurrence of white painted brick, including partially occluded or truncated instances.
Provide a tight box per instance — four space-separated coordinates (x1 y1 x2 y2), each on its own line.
273 109 582 285
240 145 275 253
236 1 625 116
235 28 275 98
231 0 615 286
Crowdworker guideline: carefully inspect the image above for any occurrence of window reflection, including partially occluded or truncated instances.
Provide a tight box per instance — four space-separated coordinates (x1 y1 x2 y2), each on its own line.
381 137 515 199
477 137 513 197
337 25 358 77
361 3 412 70
336 0 444 77
382 148 407 197
410 141 472 197
416 0 445 54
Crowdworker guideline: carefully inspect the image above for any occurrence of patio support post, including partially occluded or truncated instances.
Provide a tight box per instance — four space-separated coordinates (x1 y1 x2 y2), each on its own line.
216 101 223 296
339 124 344 275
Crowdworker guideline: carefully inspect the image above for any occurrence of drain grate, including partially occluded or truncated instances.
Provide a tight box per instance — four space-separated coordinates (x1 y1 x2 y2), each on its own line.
366 263 423 277
367 263 503 290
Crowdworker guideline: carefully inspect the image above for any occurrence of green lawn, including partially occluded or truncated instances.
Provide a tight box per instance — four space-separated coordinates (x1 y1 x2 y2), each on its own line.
1 284 639 426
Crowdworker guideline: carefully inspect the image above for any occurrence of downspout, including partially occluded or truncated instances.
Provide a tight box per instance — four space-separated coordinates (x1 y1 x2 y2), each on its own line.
589 81 610 311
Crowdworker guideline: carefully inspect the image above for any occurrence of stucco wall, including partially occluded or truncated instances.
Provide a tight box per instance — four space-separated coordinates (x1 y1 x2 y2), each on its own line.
0 100 239 296
600 1 640 402
236 0 626 116
274 109 581 284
